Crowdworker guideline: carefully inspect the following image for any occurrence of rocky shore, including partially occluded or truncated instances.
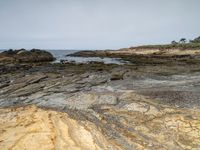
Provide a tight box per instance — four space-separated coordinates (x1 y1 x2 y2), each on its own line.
0 49 55 64
1 49 200 149
68 47 200 64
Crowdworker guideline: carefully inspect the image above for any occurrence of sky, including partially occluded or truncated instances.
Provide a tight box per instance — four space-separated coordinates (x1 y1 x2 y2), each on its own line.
0 0 200 50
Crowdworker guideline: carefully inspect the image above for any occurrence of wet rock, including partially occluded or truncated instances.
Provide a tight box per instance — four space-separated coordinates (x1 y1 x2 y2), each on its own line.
0 49 55 63
60 59 76 64
11 83 46 97
82 74 108 86
67 50 106 57
13 74 47 84
0 82 9 89
0 74 47 98
110 68 126 80
1 82 28 95
0 64 32 74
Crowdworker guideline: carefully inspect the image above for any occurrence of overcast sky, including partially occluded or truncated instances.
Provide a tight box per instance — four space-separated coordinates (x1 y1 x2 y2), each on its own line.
0 0 200 49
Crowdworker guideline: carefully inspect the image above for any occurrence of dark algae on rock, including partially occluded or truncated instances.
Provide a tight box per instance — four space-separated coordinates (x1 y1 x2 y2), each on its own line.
0 49 55 63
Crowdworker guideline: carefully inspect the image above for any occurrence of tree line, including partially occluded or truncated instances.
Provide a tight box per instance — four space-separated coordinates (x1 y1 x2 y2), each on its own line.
171 36 200 44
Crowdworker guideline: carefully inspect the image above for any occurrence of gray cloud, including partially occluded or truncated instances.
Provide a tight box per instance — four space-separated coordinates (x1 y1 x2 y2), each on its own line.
0 0 200 49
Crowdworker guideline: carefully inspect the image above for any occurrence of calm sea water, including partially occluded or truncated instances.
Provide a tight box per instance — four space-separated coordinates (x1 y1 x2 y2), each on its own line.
0 50 128 64
48 50 128 64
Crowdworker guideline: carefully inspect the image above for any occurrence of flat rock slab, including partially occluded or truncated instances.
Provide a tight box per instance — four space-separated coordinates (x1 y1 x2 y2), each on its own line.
1 101 200 150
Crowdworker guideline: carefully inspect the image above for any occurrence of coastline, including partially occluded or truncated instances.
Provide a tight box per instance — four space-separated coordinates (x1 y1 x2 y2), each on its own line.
1 48 200 149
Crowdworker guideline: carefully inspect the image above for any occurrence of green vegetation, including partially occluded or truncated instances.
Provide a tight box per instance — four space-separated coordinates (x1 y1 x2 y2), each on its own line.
190 36 200 43
131 36 200 50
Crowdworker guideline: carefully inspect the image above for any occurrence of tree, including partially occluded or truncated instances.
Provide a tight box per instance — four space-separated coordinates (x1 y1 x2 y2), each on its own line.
179 38 186 44
190 36 200 43
171 40 178 45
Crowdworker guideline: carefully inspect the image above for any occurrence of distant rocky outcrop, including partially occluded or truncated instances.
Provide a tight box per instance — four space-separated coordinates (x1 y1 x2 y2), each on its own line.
0 49 55 63
68 48 200 65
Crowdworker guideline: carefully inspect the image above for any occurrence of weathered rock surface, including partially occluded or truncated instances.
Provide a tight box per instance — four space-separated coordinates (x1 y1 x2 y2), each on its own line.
1 62 200 149
0 49 55 63
68 48 200 64
0 105 115 150
1 96 200 149
69 48 200 58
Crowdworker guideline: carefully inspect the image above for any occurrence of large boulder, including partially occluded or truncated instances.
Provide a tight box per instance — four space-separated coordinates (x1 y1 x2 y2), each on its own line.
0 49 55 63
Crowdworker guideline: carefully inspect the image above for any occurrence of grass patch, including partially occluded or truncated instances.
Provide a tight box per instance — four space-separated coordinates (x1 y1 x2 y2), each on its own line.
130 43 200 50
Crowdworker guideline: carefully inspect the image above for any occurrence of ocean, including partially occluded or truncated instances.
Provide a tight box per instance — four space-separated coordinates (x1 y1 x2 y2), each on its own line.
0 49 127 64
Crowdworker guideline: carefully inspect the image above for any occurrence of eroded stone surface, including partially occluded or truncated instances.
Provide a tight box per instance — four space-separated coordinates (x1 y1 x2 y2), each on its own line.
1 63 200 149
0 105 115 150
0 49 54 63
1 97 200 150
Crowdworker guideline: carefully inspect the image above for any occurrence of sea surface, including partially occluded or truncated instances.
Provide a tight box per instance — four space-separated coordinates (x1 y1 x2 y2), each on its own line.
0 49 127 64
48 50 128 64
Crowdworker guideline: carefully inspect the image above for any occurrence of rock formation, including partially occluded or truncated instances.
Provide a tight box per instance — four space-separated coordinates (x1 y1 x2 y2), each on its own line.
1 44 200 150
0 49 55 64
0 105 114 150
1 62 200 149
